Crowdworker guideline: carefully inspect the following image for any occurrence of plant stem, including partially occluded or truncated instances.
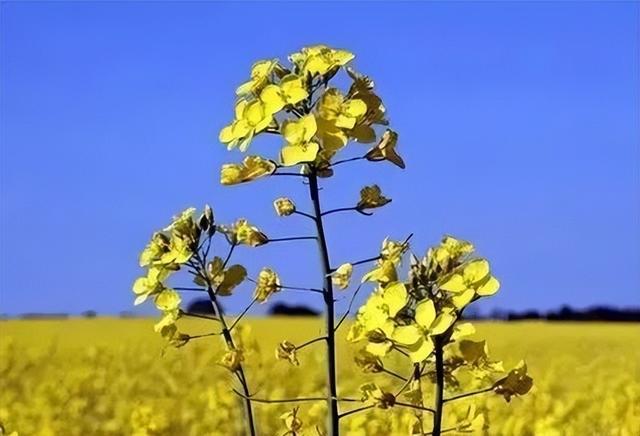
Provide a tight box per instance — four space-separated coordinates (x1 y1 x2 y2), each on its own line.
432 337 445 436
196 252 256 436
206 287 256 436
444 386 494 403
308 171 340 436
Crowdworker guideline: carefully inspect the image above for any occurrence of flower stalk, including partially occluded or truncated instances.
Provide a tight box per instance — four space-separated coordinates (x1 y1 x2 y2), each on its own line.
432 337 445 436
195 252 257 436
308 171 341 436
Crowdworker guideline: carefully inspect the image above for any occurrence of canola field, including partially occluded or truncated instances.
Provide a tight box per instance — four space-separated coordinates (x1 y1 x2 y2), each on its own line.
1 318 639 436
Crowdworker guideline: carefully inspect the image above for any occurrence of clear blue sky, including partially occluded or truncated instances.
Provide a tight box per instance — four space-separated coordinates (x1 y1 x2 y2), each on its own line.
1 1 638 316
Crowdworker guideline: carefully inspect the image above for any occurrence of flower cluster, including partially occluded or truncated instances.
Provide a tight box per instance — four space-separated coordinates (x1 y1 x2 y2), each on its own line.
219 45 405 185
349 235 532 407
133 207 211 347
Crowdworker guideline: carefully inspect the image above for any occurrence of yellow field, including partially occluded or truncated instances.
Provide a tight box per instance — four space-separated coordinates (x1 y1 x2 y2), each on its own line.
1 319 639 436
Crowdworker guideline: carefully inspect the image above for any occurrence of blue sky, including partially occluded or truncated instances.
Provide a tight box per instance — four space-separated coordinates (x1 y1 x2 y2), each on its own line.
1 1 638 316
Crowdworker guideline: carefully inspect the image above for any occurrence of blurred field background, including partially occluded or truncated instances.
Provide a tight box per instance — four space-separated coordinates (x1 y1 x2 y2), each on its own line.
1 318 638 436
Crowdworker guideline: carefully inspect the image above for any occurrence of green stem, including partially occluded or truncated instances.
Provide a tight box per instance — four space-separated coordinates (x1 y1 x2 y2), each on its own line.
432 338 445 436
207 288 256 436
196 251 256 436
308 171 340 436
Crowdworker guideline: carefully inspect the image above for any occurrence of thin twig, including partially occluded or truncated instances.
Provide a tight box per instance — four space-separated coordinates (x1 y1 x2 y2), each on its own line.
296 336 327 351
334 283 363 332
222 243 236 269
229 298 258 332
293 210 317 221
338 405 374 419
328 156 366 168
268 236 317 243
278 284 325 294
180 310 219 321
233 390 358 404
272 172 308 178
188 332 221 340
350 255 381 267
321 207 372 217
382 368 408 382
174 287 207 292
443 386 494 403
395 402 436 414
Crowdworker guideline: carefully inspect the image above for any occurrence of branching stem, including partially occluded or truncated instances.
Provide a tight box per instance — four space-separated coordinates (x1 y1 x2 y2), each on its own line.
308 171 340 436
296 336 327 351
268 236 317 243
321 207 372 217
194 249 256 436
443 386 494 403
432 337 445 436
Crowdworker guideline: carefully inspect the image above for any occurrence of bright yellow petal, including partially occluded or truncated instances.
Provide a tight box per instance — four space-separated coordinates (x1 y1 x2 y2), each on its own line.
344 99 367 118
260 84 285 113
451 289 475 309
439 274 467 293
382 282 407 316
366 341 392 357
476 276 500 296
408 337 434 363
280 142 319 166
463 259 490 284
219 125 235 143
392 325 422 346
415 300 436 329
430 312 456 335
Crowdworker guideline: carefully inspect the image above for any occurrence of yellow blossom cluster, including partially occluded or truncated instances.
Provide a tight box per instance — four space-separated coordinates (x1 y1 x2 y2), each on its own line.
219 45 405 186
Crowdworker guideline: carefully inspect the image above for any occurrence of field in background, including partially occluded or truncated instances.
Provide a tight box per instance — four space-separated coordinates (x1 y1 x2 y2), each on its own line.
1 319 639 435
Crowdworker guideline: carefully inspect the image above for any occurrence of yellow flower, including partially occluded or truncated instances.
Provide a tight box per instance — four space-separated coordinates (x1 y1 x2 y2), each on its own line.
289 45 354 76
139 232 170 267
380 237 409 265
348 282 408 349
391 301 456 363
317 88 367 130
132 267 171 305
236 59 279 96
219 99 275 152
365 129 405 169
280 114 320 166
314 117 348 164
158 208 200 266
280 407 303 433
253 268 281 303
220 156 276 186
429 236 474 272
359 383 395 409
153 310 179 333
346 67 388 136
154 289 182 312
354 349 384 373
221 349 244 372
259 74 308 113
361 259 397 285
220 219 268 247
273 197 296 217
275 340 299 366
493 360 533 402
216 264 248 296
360 238 408 286
331 263 353 290
439 259 500 299
357 185 391 210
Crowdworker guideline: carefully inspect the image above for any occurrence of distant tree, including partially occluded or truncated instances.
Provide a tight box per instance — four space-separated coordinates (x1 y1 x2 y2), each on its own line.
269 303 320 316
186 297 221 315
